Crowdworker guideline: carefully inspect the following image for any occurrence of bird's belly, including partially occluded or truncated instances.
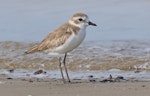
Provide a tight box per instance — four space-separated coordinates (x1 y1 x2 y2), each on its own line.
66 34 85 51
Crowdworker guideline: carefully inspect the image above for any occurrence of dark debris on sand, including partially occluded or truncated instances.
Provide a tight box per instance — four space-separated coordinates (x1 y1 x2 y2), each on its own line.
87 74 128 83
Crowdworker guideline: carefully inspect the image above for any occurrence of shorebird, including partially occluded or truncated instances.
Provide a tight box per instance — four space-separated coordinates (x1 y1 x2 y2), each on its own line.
25 13 97 83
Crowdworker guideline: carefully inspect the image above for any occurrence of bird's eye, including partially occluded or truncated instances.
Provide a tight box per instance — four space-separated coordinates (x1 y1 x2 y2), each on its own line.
78 18 83 21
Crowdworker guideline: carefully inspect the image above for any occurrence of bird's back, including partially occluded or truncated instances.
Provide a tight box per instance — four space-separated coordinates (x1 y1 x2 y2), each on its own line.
25 23 82 54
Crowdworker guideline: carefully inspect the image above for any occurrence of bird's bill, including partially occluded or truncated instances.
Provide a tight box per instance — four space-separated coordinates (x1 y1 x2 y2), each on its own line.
88 21 97 26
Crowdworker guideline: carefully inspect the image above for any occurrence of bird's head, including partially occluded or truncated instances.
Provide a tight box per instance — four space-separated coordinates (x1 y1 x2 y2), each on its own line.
69 13 97 28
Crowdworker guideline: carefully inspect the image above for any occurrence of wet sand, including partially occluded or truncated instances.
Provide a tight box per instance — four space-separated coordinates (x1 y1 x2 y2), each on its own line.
0 41 150 71
0 75 150 96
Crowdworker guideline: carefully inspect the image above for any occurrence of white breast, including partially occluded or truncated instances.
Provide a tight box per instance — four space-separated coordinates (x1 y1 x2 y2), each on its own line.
47 28 86 55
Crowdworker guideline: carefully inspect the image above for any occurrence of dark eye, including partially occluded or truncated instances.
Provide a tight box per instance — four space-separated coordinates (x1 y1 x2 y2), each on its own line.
79 18 83 21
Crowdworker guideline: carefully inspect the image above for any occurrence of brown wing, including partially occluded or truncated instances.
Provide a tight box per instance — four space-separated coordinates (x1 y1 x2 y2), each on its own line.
25 23 72 54
38 24 72 50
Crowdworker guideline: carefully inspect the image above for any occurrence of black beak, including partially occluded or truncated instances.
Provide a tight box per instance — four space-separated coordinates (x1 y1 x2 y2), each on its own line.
88 21 97 26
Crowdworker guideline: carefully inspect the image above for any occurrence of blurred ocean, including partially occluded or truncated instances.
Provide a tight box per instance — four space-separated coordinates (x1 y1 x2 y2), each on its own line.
0 0 150 41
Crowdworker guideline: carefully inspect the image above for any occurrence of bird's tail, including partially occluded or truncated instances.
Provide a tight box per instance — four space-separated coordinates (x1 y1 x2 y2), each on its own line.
25 45 39 54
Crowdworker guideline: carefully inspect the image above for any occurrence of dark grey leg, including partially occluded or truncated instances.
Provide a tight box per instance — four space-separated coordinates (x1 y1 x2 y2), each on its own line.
59 57 65 83
63 53 71 82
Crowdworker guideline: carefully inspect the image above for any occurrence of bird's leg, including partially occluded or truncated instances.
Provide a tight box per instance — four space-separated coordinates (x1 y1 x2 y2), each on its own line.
59 57 65 83
63 53 71 82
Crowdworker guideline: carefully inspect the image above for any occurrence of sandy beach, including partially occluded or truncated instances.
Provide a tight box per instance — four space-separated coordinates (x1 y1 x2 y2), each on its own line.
0 75 150 96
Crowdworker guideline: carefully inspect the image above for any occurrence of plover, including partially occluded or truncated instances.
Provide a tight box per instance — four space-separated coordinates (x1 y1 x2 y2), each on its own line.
25 13 97 83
